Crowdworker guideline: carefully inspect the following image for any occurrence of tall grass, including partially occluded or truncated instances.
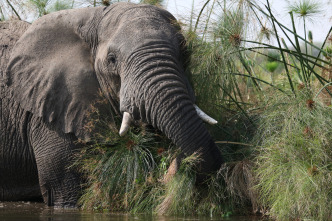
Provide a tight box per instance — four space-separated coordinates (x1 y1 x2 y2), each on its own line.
74 94 174 211
185 1 253 120
77 129 157 210
183 0 331 219
246 0 331 92
253 90 332 220
156 154 198 215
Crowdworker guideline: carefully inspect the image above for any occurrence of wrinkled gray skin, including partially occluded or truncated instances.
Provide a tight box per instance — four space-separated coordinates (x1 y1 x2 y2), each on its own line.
0 3 223 207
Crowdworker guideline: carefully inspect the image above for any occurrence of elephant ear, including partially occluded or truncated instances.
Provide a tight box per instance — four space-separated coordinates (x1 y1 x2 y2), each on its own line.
6 9 101 140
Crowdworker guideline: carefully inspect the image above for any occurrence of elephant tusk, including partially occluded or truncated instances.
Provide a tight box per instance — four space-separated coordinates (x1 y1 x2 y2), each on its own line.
119 112 132 136
194 105 218 125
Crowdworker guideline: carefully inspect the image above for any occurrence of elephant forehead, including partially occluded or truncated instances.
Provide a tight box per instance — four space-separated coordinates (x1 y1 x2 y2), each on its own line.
124 22 176 42
124 17 176 36
102 2 175 26
104 21 181 59
99 3 178 41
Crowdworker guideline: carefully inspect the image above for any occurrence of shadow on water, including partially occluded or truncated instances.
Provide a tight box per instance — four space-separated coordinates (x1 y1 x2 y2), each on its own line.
0 202 266 221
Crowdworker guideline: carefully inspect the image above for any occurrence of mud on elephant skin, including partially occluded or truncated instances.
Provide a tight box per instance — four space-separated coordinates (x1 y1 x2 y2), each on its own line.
0 2 223 207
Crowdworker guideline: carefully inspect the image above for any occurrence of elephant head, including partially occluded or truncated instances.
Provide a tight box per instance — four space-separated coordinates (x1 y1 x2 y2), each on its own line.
6 3 223 178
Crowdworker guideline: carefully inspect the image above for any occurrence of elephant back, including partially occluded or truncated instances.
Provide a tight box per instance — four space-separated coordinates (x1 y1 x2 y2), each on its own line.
0 20 30 88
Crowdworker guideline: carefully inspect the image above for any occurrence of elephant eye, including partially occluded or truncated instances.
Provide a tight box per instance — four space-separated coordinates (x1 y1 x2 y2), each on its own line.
107 53 117 64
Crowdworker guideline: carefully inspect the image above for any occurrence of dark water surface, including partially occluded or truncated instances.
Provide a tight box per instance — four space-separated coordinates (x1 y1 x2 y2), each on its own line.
0 202 265 221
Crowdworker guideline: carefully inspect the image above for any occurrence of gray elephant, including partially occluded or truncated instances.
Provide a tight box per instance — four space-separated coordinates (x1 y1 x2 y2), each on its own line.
0 3 223 207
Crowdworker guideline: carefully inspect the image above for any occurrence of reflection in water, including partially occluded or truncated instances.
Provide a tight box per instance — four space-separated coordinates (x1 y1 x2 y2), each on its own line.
0 202 265 221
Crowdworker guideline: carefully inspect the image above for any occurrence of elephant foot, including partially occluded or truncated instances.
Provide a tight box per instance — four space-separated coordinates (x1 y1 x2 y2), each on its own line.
46 189 78 208
42 188 79 208
41 175 80 208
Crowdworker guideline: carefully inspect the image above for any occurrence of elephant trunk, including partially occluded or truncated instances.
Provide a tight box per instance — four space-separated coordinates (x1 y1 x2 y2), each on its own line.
155 98 223 175
122 42 223 176
155 94 223 175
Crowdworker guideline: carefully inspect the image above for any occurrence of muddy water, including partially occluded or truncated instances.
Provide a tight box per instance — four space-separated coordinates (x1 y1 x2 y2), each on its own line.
0 202 265 221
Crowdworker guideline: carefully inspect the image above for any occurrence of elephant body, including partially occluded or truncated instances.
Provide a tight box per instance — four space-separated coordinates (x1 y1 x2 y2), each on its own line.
0 97 79 204
0 94 41 201
0 21 40 201
1 21 80 205
0 3 223 207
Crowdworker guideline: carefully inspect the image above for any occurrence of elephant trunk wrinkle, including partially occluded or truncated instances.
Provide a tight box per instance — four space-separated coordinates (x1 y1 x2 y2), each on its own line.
125 42 180 74
121 45 187 121
126 40 178 63
121 44 223 175
149 91 223 174
134 71 222 173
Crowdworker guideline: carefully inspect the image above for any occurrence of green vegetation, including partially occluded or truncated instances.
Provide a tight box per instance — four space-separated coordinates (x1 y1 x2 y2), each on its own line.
140 0 163 6
77 127 160 211
76 114 256 217
1 0 331 219
254 90 332 220
26 0 75 16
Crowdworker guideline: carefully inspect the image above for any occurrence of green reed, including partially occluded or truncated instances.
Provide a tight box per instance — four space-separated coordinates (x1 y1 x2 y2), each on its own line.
253 89 332 220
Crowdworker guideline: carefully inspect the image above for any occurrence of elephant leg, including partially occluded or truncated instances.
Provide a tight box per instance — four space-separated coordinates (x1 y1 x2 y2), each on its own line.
28 119 80 207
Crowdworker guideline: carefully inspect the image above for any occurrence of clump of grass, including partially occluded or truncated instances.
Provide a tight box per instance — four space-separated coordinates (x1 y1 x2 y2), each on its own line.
76 104 257 216
75 94 173 211
127 146 176 213
152 154 256 217
156 154 199 215
197 160 258 217
77 128 157 211
253 90 332 220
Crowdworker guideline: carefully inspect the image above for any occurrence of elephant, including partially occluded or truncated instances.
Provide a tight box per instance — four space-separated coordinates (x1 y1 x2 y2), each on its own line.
0 2 223 207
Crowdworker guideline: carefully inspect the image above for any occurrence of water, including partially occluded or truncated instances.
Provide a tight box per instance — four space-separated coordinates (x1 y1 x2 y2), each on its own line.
0 202 265 221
